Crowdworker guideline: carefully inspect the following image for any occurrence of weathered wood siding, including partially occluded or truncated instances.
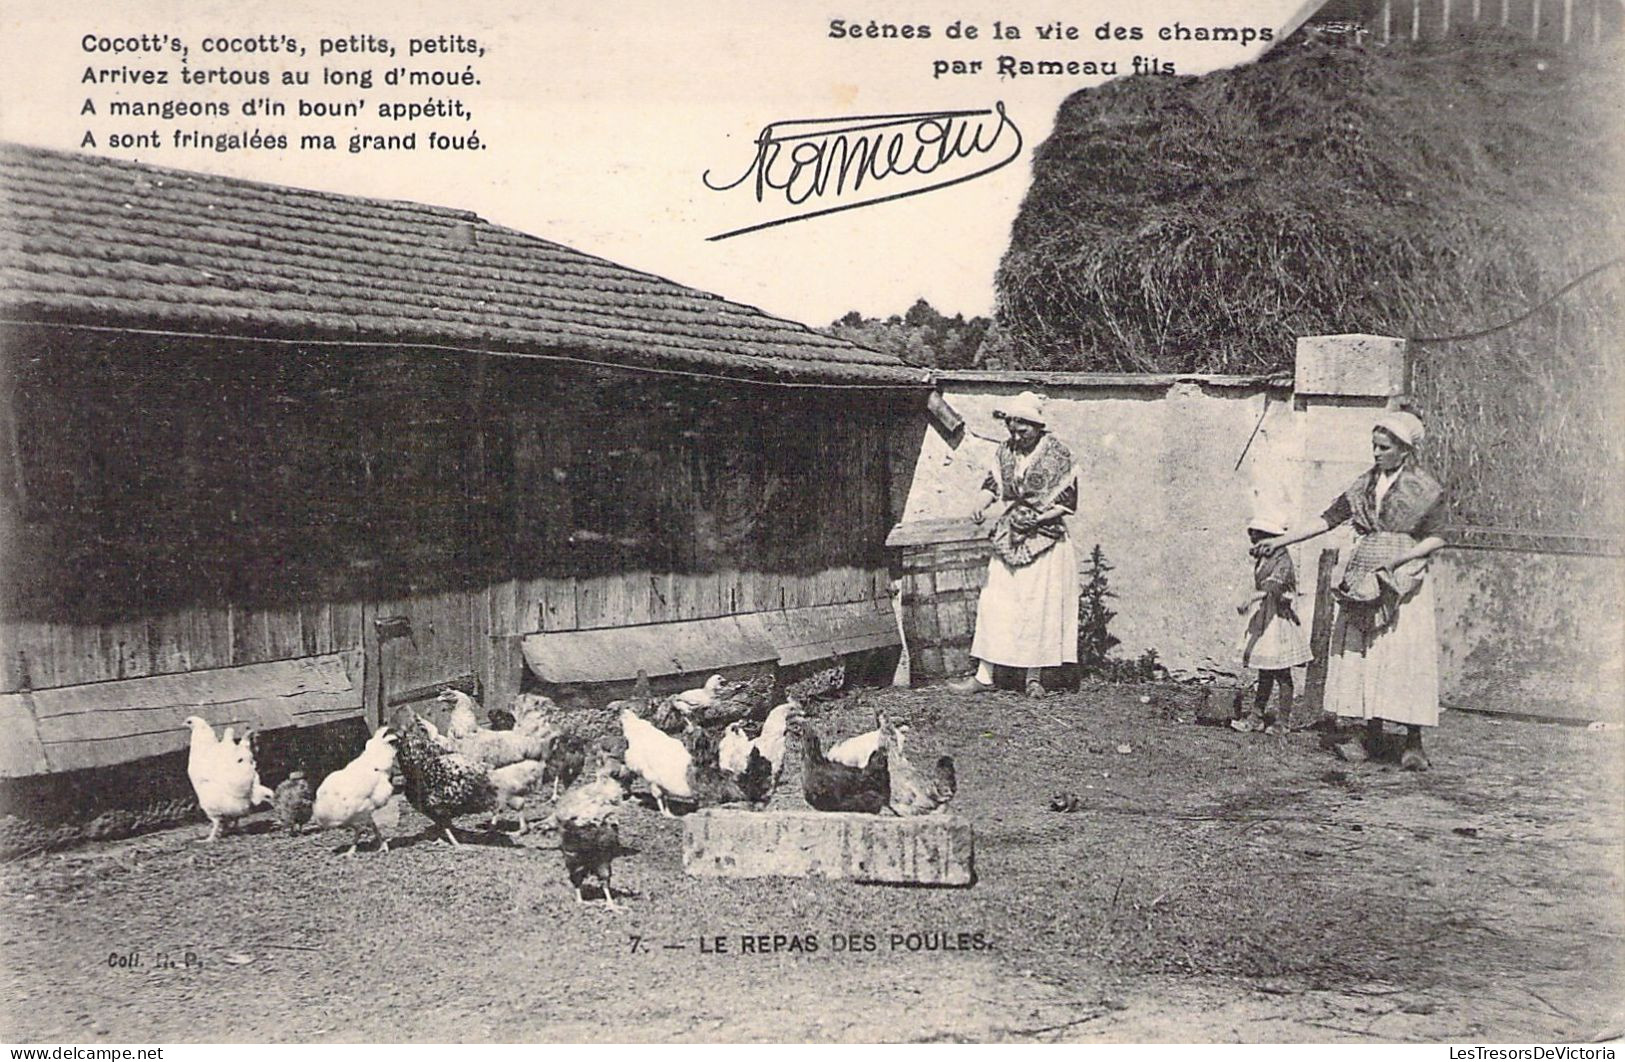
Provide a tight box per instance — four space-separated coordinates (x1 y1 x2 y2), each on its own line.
0 327 915 773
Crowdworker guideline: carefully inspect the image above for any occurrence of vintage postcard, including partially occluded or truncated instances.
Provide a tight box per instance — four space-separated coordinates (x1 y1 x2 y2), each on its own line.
0 0 1620 1046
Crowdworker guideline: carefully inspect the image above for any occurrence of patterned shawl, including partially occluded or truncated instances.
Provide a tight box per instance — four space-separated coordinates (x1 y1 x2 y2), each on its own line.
1343 462 1445 536
986 433 1077 567
1336 461 1446 632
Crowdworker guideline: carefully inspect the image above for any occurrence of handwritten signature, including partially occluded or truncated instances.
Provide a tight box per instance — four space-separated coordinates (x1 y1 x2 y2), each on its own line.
702 103 1023 240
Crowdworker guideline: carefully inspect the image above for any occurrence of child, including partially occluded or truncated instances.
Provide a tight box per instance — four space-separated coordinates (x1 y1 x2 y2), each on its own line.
1232 515 1313 734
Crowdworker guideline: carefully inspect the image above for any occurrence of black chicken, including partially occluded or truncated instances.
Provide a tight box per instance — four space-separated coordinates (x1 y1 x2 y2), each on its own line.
800 725 890 813
391 711 498 845
688 747 773 808
544 732 589 799
554 756 632 909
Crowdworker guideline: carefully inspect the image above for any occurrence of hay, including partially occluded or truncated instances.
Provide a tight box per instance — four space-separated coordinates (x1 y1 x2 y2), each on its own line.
994 32 1625 532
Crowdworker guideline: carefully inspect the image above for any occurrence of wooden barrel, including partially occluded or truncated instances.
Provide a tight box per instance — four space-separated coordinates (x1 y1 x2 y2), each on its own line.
886 519 991 680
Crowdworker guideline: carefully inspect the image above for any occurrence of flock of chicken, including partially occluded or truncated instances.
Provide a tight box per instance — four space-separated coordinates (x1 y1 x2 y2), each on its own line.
181 667 957 910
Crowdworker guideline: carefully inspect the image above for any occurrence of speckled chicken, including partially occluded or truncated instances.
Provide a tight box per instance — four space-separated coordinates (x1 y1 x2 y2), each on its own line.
785 661 846 704
878 711 957 816
391 711 498 845
554 753 633 909
272 771 314 834
800 724 890 814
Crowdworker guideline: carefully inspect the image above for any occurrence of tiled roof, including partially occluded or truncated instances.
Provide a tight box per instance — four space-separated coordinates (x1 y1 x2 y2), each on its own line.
0 144 927 386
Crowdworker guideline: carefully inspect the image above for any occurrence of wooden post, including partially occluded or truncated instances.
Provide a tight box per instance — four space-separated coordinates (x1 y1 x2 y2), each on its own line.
1381 0 1393 41
1594 0 1602 41
1532 0 1543 38
1442 0 1452 35
1303 548 1340 715
361 598 382 728
1472 0 1481 23
1501 0 1510 27
1562 0 1573 41
1412 0 1423 39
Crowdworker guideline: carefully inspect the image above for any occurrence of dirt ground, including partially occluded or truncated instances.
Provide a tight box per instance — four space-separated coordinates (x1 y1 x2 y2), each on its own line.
2 682 1622 1044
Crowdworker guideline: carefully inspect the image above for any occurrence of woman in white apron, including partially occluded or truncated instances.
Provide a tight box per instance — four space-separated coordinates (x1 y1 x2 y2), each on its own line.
949 391 1080 699
1251 410 1449 770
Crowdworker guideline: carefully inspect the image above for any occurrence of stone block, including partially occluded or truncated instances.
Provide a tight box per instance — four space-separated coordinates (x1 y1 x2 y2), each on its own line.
1294 334 1408 398
682 809 975 886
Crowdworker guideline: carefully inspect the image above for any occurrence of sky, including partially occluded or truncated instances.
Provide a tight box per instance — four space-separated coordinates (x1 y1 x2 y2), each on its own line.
1 0 1320 327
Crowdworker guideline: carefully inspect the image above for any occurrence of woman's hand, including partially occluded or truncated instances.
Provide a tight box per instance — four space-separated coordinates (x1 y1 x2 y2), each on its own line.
1251 535 1288 558
970 505 988 526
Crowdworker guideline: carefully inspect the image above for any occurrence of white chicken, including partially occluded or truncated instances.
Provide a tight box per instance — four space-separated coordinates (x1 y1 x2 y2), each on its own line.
619 708 693 817
827 714 910 769
671 674 726 716
184 716 274 842
441 689 483 740
311 725 399 855
718 700 799 782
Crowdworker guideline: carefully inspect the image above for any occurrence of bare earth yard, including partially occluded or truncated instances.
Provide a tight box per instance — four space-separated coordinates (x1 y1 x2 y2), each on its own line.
2 683 1621 1043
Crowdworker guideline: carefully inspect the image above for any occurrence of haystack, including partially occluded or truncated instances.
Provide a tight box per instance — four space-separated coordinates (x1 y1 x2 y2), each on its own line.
993 32 1625 532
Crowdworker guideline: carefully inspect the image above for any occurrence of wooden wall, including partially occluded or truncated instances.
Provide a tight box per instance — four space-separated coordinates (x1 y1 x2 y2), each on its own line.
0 325 920 775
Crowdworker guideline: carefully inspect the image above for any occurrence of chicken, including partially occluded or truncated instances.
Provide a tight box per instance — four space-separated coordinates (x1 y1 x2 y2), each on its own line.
682 725 719 768
878 712 958 816
718 700 798 781
488 759 549 834
183 716 274 842
785 661 846 704
650 673 768 732
827 712 910 769
544 732 589 799
688 747 774 808
272 771 314 834
436 689 557 770
311 726 398 855
392 711 499 845
674 674 726 714
800 724 890 813
554 753 633 910
619 708 693 817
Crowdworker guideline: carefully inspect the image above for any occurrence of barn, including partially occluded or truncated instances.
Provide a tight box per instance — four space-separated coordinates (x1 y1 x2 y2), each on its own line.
0 143 929 850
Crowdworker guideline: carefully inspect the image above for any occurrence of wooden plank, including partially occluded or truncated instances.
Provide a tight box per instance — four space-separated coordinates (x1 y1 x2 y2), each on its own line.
758 600 902 666
535 577 578 633
0 689 50 777
886 518 986 549
230 603 305 666
1303 548 1340 715
522 613 776 685
576 571 656 630
20 651 364 774
103 618 152 682
299 601 334 657
487 578 518 637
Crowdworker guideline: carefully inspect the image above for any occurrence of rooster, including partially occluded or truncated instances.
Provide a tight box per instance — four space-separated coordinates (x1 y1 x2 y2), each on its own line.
878 712 957 816
800 724 890 814
554 753 634 910
718 700 798 782
620 708 693 817
183 716 274 842
392 711 499 845
311 726 398 855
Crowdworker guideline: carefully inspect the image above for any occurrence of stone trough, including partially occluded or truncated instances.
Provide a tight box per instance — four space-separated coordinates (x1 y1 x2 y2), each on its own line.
681 808 975 886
